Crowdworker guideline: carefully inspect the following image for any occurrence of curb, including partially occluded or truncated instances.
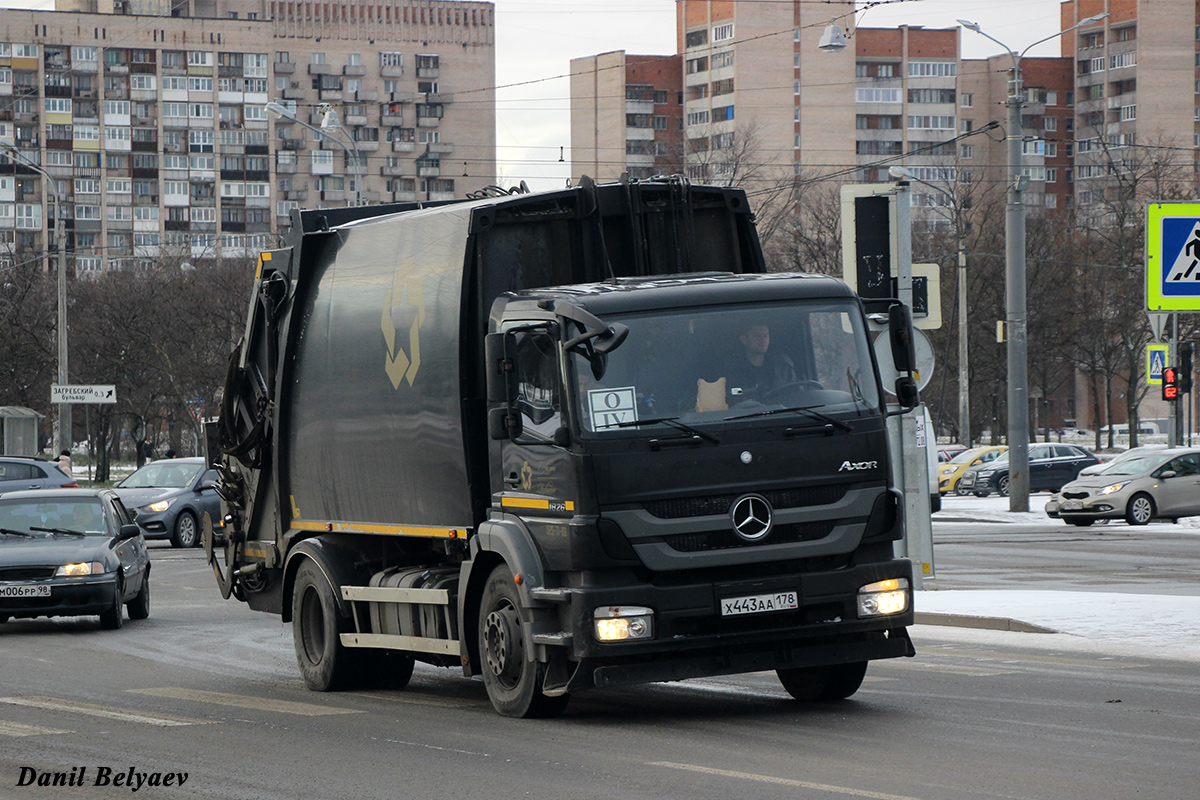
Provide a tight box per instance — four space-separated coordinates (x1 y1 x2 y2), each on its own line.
914 611 1058 634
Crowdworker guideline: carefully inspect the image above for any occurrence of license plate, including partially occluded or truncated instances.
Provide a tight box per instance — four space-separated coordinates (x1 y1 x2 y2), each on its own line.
721 591 798 617
0 584 51 598
1061 500 1084 511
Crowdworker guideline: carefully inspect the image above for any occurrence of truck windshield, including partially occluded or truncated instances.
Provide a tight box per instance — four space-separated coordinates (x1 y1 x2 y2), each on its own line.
571 299 882 435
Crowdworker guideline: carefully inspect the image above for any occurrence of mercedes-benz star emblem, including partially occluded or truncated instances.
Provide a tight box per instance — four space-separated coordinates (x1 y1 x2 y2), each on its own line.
730 494 773 541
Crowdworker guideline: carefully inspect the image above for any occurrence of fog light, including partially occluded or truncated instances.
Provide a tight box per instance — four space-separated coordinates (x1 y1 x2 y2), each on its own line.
593 605 654 642
857 577 909 617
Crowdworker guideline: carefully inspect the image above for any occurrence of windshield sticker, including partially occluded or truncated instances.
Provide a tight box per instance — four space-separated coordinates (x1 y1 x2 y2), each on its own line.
588 387 638 430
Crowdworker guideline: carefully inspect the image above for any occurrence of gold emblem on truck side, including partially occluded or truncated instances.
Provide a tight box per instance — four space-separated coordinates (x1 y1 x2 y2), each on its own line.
382 273 426 389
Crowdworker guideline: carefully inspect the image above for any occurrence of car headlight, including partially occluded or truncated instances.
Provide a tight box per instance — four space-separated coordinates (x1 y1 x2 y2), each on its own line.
142 499 173 513
857 578 909 617
1099 482 1128 495
55 561 105 577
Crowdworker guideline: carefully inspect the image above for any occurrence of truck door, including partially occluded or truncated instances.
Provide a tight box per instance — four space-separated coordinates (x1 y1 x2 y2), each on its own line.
497 330 577 515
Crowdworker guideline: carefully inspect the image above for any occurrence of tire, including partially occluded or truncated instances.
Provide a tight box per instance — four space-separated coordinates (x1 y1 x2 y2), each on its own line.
171 511 200 548
955 484 970 496
1067 518 1095 527
98 583 124 630
479 565 569 718
997 475 1011 498
1125 493 1155 526
127 573 151 620
292 560 358 691
777 662 868 702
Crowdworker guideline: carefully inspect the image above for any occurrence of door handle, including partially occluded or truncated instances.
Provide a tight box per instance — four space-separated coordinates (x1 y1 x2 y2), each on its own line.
504 472 521 487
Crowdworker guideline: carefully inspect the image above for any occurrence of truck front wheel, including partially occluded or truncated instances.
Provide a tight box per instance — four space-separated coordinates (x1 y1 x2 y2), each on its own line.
479 565 569 718
777 661 867 702
292 560 357 691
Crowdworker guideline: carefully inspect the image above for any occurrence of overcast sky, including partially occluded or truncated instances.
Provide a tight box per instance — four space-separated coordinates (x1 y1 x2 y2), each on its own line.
1 0 1070 190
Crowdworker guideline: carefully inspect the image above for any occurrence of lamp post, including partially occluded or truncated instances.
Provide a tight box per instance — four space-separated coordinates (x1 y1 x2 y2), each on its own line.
907 173 970 448
1 137 69 455
316 103 364 207
265 101 362 206
958 12 1108 512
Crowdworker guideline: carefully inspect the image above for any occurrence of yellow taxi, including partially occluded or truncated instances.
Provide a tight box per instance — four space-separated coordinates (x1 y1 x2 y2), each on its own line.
938 446 1008 495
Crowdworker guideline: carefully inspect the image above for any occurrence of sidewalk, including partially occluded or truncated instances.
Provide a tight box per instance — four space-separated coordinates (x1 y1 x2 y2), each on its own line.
918 495 1200 661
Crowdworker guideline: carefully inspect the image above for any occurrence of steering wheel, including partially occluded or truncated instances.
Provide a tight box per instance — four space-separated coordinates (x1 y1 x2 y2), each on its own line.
761 380 824 401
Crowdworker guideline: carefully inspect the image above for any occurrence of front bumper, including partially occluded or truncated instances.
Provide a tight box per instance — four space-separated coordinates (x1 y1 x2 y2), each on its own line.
540 560 915 690
130 508 172 538
0 576 119 620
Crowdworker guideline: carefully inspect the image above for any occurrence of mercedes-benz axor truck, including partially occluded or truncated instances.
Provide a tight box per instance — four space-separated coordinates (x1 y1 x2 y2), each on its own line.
208 179 917 717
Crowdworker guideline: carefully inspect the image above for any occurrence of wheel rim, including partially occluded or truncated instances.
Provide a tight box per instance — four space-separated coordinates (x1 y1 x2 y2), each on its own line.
483 601 524 689
998 477 1010 497
178 514 197 546
299 586 325 664
1132 497 1152 524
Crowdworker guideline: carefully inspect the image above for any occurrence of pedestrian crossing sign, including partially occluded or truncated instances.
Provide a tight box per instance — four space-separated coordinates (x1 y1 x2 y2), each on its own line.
1147 344 1169 385
1147 203 1200 311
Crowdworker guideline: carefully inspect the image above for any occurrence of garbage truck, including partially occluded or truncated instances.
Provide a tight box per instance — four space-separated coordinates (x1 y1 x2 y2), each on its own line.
208 178 917 717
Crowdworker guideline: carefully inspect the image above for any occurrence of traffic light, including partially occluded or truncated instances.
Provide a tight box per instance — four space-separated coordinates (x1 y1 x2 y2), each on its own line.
1163 367 1179 401
1180 342 1194 394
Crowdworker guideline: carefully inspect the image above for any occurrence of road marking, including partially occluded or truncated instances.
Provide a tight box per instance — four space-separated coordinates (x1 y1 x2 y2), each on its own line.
130 688 362 716
874 661 1015 677
650 762 926 800
924 648 1144 670
0 719 72 737
356 691 478 709
0 696 208 727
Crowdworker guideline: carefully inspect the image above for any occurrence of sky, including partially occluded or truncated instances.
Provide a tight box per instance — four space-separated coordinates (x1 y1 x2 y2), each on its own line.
0 0 1071 189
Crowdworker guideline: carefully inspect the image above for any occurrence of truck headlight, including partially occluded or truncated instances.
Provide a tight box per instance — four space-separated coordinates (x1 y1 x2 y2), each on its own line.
857 578 909 618
593 606 654 642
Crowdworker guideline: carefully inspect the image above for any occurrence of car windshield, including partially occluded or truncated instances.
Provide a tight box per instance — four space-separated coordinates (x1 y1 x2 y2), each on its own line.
1099 455 1162 476
0 499 108 537
120 461 202 489
949 448 987 465
567 299 882 435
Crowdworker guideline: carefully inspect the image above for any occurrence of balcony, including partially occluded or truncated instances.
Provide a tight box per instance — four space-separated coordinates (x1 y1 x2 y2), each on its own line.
282 85 306 100
318 89 343 101
391 140 415 152
307 64 332 76
320 189 345 202
380 164 405 176
380 65 404 78
284 189 307 201
417 165 440 178
429 142 454 154
343 65 366 77
275 161 297 173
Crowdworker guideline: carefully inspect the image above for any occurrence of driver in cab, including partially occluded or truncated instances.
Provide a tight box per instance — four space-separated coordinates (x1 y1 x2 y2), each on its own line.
698 324 797 411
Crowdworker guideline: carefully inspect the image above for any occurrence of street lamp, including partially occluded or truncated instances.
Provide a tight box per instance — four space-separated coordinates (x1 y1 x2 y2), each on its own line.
317 103 364 207
958 12 1109 512
0 137 69 455
265 101 362 206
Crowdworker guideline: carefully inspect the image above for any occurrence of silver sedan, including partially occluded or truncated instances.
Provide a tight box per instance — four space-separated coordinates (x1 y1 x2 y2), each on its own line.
1046 448 1200 526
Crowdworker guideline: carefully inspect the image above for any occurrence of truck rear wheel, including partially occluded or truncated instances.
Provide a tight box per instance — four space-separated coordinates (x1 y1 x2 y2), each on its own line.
776 662 867 702
479 565 569 718
292 560 358 691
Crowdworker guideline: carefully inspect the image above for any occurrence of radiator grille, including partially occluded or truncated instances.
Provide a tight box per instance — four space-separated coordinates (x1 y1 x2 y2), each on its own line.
0 566 56 581
643 486 847 520
663 520 836 553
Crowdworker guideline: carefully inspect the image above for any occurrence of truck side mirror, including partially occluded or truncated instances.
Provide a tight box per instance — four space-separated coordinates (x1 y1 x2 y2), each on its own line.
888 303 916 373
894 377 919 410
484 333 517 405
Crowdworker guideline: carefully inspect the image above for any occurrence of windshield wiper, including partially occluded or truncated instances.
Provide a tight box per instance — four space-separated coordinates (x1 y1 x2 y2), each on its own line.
727 404 853 432
30 526 87 537
0 528 35 537
610 415 720 444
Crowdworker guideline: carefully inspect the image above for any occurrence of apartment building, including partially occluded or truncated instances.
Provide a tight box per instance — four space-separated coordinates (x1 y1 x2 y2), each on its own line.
0 1 495 275
569 51 681 182
1060 0 1196 217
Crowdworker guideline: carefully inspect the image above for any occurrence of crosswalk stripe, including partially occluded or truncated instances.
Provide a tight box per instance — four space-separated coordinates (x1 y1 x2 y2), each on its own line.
0 719 72 737
129 688 362 716
0 697 208 727
650 762 927 800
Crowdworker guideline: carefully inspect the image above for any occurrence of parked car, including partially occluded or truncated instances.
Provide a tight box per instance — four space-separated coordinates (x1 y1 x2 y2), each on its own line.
113 457 220 548
1077 444 1168 476
956 443 1100 497
0 455 78 492
1046 448 1200 526
937 444 969 463
0 488 149 628
941 446 1008 495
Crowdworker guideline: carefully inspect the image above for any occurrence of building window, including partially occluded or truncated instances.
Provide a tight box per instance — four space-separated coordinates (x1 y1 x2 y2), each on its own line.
380 52 403 69
960 93 973 108
712 23 734 42
1043 115 1058 132
960 144 973 159
857 88 901 104
907 61 956 78
712 51 734 70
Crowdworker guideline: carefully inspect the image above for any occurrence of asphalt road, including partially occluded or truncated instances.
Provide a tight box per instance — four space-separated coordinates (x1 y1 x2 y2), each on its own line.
1 533 1197 800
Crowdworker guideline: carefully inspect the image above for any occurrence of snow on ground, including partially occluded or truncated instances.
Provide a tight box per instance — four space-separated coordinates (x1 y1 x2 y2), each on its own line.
920 493 1200 661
